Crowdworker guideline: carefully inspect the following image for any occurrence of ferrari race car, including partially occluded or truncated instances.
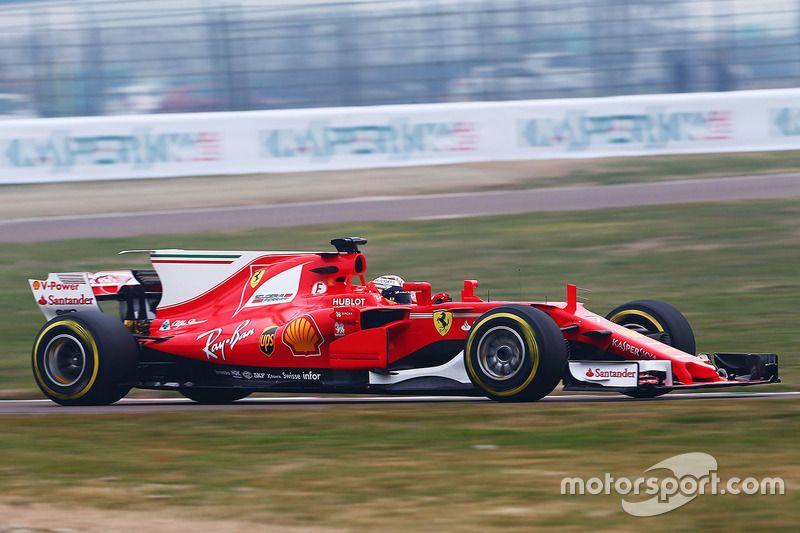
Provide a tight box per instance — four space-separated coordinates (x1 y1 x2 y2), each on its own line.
29 238 779 405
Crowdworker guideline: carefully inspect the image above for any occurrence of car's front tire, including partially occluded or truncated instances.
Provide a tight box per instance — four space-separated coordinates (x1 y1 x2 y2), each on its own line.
465 306 567 402
32 312 139 406
606 299 695 398
606 299 695 355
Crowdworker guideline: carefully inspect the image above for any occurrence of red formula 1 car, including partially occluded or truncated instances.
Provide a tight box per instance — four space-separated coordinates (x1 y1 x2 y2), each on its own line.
29 238 779 405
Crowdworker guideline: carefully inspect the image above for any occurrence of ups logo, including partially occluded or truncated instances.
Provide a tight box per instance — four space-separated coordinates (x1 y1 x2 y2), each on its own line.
259 325 278 356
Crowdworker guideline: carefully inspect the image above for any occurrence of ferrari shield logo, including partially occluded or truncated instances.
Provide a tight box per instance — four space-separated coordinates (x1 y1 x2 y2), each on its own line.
434 310 453 336
250 269 266 288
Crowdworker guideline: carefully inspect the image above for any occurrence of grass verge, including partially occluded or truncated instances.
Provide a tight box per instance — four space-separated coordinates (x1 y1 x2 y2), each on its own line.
0 400 797 531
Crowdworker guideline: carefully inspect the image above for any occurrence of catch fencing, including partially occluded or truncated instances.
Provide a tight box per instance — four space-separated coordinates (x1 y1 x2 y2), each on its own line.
1 0 800 118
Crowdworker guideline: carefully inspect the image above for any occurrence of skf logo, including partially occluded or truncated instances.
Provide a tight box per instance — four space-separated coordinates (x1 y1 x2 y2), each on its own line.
250 269 266 289
283 317 324 356
259 325 278 357
434 310 452 336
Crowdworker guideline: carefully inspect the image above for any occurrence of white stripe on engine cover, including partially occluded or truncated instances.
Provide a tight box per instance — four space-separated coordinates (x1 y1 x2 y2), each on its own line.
409 312 482 319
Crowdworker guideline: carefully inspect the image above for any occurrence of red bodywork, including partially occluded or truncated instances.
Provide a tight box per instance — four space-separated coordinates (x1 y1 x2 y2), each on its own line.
28 240 779 402
102 248 723 389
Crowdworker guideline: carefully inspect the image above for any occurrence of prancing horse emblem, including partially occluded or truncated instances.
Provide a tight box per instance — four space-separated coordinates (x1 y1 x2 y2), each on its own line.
434 310 453 336
250 268 266 288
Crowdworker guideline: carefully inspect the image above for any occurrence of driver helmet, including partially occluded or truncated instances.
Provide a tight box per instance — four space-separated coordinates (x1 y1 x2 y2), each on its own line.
367 275 416 304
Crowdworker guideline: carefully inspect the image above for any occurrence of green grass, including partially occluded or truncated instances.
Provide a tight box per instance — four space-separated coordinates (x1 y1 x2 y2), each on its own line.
2 199 798 394
551 150 800 186
486 150 800 190
0 401 797 531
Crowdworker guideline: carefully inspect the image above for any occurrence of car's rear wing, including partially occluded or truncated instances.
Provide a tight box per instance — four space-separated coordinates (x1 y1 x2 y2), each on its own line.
29 270 160 321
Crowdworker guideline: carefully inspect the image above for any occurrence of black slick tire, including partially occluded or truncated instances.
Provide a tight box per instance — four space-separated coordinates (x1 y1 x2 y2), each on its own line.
464 305 567 402
32 311 138 406
606 299 696 398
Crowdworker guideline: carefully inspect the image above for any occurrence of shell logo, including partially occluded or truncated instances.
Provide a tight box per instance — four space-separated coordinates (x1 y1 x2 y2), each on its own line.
283 317 323 357
33 281 41 290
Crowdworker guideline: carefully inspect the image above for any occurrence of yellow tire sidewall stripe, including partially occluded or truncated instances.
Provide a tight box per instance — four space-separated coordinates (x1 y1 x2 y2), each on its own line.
608 309 665 333
465 312 540 397
33 320 100 400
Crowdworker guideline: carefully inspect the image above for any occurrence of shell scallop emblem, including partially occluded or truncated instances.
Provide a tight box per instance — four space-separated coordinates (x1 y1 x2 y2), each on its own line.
282 317 324 356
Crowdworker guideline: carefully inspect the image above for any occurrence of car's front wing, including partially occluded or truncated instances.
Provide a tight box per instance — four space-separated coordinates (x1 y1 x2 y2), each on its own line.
563 352 779 393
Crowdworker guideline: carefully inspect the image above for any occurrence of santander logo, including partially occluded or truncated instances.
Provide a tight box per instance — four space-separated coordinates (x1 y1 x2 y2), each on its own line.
584 367 636 380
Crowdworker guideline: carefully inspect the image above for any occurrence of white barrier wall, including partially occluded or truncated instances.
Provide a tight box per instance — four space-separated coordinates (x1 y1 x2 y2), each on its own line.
2 89 800 185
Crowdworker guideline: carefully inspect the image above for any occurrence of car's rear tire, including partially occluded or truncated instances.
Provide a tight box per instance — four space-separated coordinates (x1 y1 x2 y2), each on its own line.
32 312 138 406
465 306 567 402
179 388 251 404
606 299 695 398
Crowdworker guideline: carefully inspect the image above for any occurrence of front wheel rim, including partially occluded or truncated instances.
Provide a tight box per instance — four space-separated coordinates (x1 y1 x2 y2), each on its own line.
476 326 525 380
43 334 87 387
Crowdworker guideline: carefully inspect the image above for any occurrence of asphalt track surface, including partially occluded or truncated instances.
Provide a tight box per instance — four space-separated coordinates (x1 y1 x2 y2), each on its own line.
0 391 797 415
3 173 800 242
